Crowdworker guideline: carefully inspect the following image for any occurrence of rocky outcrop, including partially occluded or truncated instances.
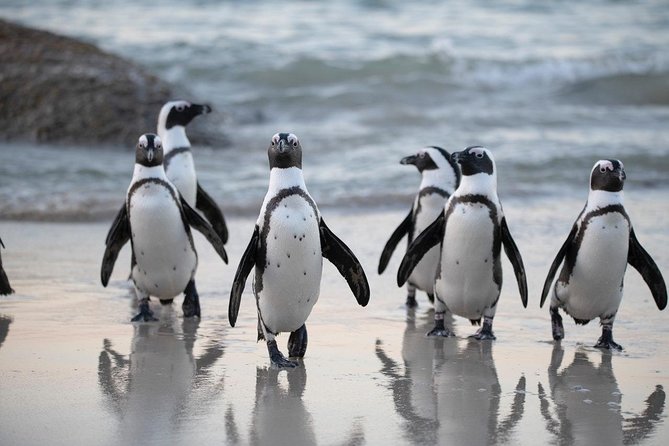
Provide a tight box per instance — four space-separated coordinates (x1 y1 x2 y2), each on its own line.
0 19 220 147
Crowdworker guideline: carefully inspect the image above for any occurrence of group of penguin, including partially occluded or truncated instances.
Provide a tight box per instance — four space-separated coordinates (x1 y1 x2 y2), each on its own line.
1 100 666 369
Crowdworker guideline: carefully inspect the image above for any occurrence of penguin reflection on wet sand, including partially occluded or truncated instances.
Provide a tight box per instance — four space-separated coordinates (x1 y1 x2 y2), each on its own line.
540 160 667 350
223 366 366 445
98 317 226 438
376 329 526 444
157 100 229 244
538 345 666 444
0 237 14 295
398 147 528 339
101 134 228 322
229 133 370 368
378 147 460 308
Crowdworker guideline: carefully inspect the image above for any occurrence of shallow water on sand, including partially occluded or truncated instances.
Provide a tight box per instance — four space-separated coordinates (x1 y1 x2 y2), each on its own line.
0 193 667 445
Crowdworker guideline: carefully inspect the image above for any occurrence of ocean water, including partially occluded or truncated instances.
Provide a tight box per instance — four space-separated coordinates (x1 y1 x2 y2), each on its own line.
1 0 669 219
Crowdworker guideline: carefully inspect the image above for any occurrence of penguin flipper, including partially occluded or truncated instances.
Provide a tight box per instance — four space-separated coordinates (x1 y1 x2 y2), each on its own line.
101 204 131 287
180 196 228 264
319 218 370 307
196 182 229 244
628 228 667 310
0 239 14 295
397 213 445 287
378 209 412 274
500 217 528 308
540 224 577 308
229 226 259 327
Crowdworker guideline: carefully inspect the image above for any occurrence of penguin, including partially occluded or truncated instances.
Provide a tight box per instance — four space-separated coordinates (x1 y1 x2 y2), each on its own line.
540 159 666 350
157 100 228 244
378 146 460 307
0 237 14 295
397 146 528 339
101 133 228 322
228 132 370 368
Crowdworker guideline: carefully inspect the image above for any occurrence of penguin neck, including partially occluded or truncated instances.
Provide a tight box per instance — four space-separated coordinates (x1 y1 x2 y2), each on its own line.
587 189 624 210
268 167 307 192
455 173 497 197
132 164 169 182
160 126 191 153
420 169 456 193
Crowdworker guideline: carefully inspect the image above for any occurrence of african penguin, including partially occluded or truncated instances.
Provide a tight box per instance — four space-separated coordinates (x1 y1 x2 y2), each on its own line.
157 100 228 244
398 146 528 339
101 133 228 322
540 160 666 350
378 146 460 307
0 237 14 295
229 133 370 368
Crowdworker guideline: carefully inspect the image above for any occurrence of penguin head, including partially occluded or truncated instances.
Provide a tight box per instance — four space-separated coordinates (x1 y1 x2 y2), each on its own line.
135 133 164 167
590 159 626 192
268 133 302 169
401 146 461 187
157 100 212 134
451 146 495 177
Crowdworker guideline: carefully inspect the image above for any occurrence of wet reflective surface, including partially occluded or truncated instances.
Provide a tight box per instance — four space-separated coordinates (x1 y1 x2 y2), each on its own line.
0 200 667 445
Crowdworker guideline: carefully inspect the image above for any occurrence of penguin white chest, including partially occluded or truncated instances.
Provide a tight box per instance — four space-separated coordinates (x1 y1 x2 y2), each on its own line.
165 153 197 207
409 193 448 292
256 194 323 333
436 203 499 319
129 182 196 299
558 212 629 319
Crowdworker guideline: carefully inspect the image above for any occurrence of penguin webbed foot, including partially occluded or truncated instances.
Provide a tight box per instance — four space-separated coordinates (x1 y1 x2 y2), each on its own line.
288 324 308 358
469 318 496 340
550 307 564 341
131 300 158 322
426 319 454 337
268 340 298 368
594 326 623 351
469 329 496 341
182 280 201 318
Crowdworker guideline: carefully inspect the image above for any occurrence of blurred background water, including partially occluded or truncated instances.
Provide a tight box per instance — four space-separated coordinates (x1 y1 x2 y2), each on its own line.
1 0 668 220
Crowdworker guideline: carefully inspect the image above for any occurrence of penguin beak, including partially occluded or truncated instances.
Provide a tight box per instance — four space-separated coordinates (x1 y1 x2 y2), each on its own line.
147 148 155 163
277 139 287 154
193 103 212 115
400 155 417 166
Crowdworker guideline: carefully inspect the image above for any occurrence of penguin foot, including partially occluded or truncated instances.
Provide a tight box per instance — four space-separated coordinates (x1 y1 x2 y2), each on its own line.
268 340 298 368
160 298 174 306
182 280 201 318
131 301 158 322
426 319 453 337
594 338 623 351
469 329 496 341
550 307 564 341
594 326 623 351
406 295 418 308
288 324 308 358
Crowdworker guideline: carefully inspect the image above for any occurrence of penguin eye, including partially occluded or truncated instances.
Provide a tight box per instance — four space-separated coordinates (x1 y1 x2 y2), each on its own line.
175 104 186 112
475 152 484 159
599 167 607 173
271 134 280 146
138 142 145 149
288 134 298 147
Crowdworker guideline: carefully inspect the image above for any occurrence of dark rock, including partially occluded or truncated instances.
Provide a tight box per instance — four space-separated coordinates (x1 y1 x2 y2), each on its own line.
0 19 223 148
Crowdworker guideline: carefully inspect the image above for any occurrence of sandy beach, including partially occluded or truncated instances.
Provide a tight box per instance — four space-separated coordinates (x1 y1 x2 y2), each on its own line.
0 191 667 445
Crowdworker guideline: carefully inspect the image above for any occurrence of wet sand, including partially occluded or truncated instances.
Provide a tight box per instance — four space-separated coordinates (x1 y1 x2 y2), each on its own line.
0 193 667 445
